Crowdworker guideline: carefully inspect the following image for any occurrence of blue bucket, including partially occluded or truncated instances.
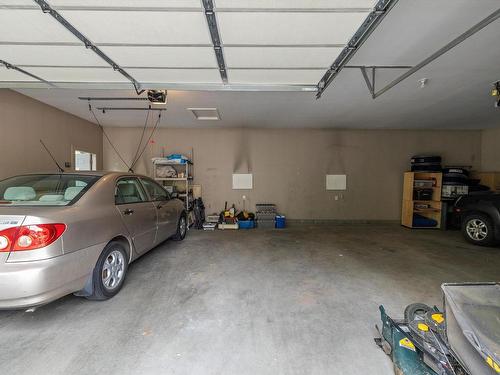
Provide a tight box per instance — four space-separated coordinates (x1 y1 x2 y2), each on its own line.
275 215 286 229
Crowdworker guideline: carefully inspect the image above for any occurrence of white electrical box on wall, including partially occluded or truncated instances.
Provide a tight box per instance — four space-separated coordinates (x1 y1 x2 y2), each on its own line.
326 174 347 190
232 174 253 189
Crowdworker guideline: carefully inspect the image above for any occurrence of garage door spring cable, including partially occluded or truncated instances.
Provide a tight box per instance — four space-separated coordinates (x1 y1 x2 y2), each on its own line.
88 101 132 172
130 111 162 172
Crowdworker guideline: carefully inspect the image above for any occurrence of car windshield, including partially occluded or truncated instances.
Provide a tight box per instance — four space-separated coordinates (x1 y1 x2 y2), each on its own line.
0 174 100 206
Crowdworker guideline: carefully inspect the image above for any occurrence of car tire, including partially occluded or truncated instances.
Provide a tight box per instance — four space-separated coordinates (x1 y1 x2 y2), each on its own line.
87 241 128 301
172 214 187 241
462 213 496 246
404 303 432 322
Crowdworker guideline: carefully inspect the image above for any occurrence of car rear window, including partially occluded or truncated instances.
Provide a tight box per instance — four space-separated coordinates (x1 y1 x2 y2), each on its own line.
0 174 100 206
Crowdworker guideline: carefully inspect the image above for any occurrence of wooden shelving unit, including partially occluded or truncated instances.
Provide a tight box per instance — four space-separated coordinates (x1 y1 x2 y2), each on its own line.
402 172 442 229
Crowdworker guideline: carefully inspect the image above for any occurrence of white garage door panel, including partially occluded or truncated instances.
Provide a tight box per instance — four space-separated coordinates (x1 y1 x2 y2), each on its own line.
0 45 107 66
0 0 33 5
101 46 218 68
50 0 202 9
218 12 367 45
228 69 322 84
25 67 129 82
216 0 376 9
0 66 38 81
0 10 77 43
225 47 342 68
58 11 211 44
128 69 222 83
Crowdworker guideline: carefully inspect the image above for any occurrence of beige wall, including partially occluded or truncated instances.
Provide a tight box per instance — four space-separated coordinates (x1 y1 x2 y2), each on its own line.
103 127 481 220
0 89 103 179
481 127 500 171
0 87 490 220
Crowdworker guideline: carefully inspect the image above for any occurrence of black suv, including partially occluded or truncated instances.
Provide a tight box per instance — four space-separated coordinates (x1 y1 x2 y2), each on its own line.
454 193 500 246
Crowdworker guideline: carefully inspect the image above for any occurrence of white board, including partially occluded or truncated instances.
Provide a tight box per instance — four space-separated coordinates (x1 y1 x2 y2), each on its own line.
326 174 347 190
232 174 253 190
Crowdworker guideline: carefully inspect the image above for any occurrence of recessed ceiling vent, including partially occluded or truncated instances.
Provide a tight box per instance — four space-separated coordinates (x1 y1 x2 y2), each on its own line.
188 108 220 121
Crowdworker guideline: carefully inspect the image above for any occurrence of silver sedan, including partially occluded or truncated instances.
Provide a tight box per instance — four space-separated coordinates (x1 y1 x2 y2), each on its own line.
0 172 187 309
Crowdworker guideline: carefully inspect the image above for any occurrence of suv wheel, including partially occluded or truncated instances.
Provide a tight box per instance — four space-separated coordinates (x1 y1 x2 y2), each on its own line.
462 214 496 246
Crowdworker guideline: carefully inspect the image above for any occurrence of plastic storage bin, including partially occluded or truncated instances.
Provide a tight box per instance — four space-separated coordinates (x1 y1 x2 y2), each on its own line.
238 220 255 229
275 215 286 228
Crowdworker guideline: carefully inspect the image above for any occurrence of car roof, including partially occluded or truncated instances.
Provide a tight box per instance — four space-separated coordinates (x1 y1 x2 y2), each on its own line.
3 171 150 179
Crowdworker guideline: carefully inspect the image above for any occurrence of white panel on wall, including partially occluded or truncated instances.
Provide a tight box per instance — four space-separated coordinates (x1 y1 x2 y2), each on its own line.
59 11 211 44
233 174 253 190
218 12 366 45
228 69 322 84
101 46 218 68
0 45 108 66
326 175 347 190
225 47 343 68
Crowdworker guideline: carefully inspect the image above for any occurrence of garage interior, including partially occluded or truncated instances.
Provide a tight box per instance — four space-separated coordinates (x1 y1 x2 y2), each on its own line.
0 1 499 375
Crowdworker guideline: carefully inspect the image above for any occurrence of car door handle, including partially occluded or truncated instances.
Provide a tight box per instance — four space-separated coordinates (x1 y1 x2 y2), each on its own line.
123 208 134 215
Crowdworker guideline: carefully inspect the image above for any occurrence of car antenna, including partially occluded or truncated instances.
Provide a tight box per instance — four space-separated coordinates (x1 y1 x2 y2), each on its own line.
40 139 64 173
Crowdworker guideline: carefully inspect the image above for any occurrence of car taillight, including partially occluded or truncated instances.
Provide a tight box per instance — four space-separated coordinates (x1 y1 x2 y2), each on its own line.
0 224 66 252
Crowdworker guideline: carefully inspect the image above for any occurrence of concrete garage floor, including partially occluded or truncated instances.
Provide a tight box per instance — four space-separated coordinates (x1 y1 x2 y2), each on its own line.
0 225 499 375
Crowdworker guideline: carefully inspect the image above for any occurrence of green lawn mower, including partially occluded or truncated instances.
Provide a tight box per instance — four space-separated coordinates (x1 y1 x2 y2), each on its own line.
375 283 499 375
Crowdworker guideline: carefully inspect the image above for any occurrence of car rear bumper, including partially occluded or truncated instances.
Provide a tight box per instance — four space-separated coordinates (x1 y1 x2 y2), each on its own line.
0 243 105 309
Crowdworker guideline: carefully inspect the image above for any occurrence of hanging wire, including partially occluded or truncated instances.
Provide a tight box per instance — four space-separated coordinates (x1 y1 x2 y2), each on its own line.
130 111 162 171
88 102 132 172
130 105 151 168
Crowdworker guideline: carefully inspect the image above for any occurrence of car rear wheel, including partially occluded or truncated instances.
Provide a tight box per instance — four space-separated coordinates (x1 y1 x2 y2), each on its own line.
172 214 187 241
462 214 496 246
87 241 128 300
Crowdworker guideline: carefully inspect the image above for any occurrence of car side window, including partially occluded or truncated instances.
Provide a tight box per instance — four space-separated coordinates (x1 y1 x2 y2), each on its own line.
115 178 146 205
140 178 169 202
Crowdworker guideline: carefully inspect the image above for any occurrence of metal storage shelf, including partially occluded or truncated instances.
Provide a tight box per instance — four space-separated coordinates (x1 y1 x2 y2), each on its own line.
152 160 193 213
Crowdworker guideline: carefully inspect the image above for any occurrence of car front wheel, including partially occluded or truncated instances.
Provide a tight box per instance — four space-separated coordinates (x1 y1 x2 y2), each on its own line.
87 241 128 300
462 214 496 246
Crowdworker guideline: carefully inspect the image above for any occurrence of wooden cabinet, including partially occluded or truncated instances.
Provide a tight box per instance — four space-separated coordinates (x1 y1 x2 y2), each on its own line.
471 172 500 192
402 172 442 229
